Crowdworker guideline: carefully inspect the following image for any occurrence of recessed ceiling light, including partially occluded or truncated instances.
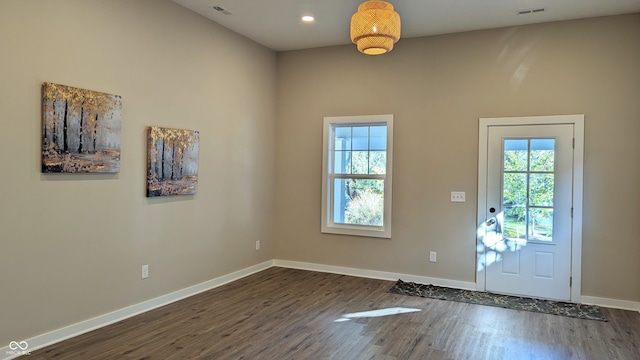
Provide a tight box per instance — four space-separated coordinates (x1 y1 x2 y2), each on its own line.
301 15 315 22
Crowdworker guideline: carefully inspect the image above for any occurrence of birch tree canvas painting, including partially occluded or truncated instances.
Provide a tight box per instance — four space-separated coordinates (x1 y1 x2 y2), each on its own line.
42 82 122 173
147 126 199 197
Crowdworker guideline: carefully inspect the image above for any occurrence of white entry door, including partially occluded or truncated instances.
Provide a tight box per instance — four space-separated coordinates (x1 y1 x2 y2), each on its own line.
484 124 574 301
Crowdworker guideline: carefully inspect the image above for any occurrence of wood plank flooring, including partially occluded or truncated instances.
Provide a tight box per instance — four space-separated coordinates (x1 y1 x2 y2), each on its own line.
27 267 640 359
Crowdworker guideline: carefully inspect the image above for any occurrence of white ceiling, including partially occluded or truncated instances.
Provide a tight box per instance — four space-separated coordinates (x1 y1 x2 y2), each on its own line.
172 0 640 52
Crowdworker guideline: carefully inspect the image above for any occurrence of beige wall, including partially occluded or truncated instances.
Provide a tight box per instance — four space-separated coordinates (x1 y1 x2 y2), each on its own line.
1 0 638 348
0 0 276 344
275 15 640 302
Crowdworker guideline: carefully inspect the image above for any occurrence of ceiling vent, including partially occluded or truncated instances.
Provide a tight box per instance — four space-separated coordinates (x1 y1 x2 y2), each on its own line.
518 8 545 15
211 5 232 15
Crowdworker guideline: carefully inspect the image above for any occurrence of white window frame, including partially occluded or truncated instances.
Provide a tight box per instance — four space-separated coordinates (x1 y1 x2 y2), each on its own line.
321 114 394 238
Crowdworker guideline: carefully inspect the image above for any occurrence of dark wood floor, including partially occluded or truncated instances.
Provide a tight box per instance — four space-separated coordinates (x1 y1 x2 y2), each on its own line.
26 267 640 359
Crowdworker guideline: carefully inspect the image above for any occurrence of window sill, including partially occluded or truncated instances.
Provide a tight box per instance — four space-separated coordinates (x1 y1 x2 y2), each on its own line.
321 224 391 239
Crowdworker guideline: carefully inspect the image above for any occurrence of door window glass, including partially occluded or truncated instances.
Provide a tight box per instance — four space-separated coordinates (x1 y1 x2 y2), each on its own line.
502 138 555 241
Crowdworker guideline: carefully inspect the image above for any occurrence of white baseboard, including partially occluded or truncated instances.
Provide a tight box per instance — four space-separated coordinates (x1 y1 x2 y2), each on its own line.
581 295 640 313
4 259 639 360
273 259 478 290
1 260 274 360
273 260 640 313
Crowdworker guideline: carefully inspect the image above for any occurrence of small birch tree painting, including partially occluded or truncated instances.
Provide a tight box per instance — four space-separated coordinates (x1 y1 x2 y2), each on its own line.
42 82 122 173
147 126 199 197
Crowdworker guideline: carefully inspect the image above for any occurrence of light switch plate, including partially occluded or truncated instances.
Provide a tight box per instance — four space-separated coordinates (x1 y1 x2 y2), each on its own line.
451 191 466 202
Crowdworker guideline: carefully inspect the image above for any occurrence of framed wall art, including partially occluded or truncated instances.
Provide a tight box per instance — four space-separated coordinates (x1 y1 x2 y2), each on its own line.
147 126 199 197
42 82 122 173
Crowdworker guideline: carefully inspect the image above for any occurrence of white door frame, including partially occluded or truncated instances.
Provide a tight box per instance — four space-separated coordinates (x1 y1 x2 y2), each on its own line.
477 115 584 302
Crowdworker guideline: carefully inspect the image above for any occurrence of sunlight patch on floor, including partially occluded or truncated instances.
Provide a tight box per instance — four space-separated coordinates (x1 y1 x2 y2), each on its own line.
335 307 421 322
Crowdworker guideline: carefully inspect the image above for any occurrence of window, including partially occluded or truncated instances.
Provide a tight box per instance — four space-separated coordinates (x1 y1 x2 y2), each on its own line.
321 114 393 238
502 138 556 242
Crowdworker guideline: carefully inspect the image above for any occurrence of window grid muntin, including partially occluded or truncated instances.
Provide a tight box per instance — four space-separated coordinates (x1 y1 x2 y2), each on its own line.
332 124 386 176
330 123 387 227
322 114 393 238
502 137 556 242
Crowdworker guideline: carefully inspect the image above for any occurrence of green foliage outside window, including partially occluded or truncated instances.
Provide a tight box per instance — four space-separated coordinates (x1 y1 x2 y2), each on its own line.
502 147 555 239
343 150 385 226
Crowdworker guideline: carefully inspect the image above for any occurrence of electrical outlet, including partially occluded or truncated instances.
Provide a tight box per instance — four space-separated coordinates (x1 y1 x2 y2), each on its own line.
141 265 149 279
255 240 260 251
429 251 437 262
451 191 466 202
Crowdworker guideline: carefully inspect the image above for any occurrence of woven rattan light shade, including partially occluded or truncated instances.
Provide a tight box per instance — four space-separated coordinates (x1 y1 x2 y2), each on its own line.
350 0 401 55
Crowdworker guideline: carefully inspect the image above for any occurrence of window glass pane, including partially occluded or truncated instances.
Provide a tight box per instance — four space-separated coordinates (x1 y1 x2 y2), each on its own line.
333 178 384 226
352 126 369 150
333 178 349 224
351 151 369 174
334 127 351 151
370 126 387 150
501 137 557 242
503 173 527 207
369 151 386 174
333 150 351 174
529 208 553 241
323 114 393 237
529 173 554 206
334 179 384 226
530 139 555 172
504 139 528 171
503 206 527 240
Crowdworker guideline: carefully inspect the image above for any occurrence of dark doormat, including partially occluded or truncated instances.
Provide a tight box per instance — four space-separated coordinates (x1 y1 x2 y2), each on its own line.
388 279 607 321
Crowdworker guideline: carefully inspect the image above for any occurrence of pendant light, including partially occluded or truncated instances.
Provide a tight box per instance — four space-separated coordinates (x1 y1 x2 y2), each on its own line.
350 0 401 55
